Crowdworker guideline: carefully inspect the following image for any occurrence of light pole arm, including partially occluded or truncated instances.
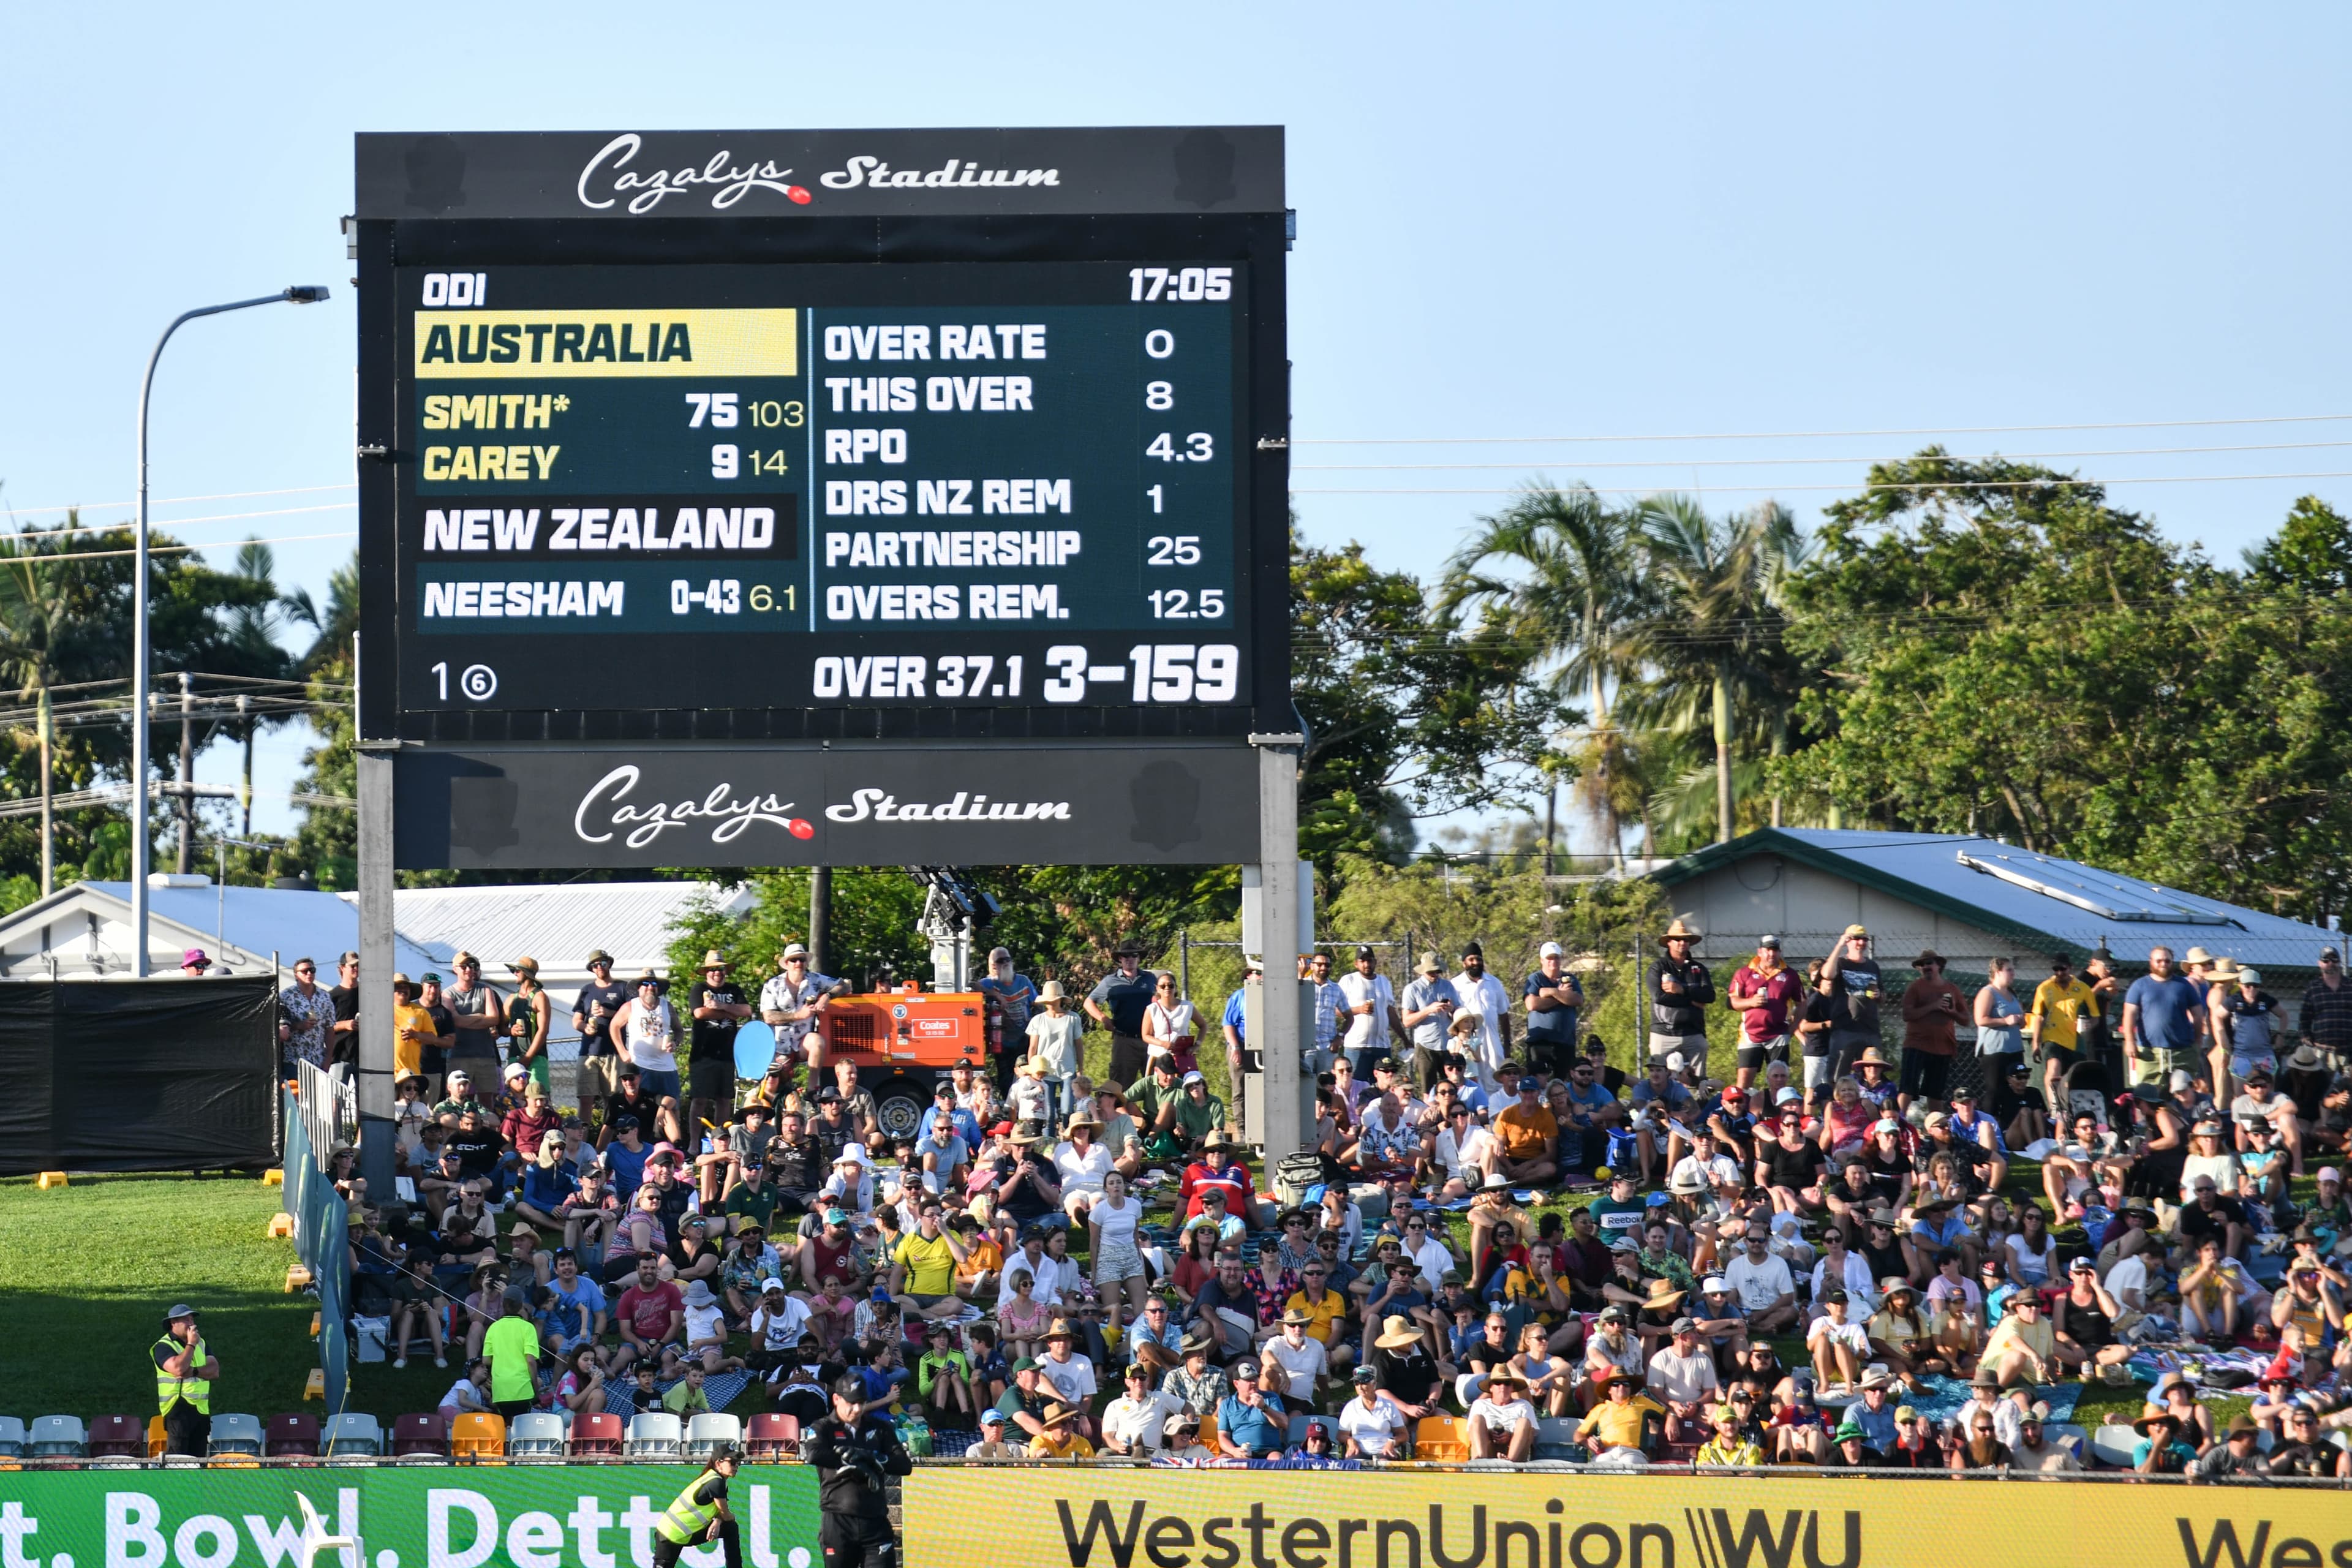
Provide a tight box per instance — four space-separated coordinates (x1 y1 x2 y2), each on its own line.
131 287 328 976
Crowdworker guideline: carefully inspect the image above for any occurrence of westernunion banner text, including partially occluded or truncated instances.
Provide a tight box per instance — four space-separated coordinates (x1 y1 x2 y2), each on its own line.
413 310 799 377
907 1468 2352 1568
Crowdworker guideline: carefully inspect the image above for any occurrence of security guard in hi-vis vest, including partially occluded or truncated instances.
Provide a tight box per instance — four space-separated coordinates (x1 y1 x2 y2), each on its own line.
154 1303 220 1455
653 1442 744 1568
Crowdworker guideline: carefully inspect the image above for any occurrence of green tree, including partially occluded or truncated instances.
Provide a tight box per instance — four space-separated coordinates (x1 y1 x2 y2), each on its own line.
1441 482 1646 867
0 524 85 894
287 652 357 888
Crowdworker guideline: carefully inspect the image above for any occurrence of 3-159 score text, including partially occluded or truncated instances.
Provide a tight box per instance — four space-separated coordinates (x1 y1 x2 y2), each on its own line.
811 641 1239 703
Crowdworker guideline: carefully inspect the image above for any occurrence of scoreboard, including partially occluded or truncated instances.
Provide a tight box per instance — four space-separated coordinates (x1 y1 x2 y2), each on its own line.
356 127 1288 745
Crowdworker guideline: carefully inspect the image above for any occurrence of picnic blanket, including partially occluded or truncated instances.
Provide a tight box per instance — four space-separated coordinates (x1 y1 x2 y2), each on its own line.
1844 1373 2082 1429
601 1368 752 1420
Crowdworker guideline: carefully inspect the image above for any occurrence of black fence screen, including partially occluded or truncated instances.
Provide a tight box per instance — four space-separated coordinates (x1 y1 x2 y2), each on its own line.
0 975 280 1172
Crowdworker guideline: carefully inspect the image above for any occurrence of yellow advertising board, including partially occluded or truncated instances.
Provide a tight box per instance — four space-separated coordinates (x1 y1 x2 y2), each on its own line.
907 1466 2352 1568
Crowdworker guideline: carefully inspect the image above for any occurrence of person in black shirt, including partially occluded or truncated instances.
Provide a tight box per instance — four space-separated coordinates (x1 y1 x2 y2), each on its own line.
1370 1314 1441 1415
328 951 361 1069
1648 920 1717 1074
572 951 631 1118
444 1108 503 1186
600 1067 668 1152
685 951 753 1134
763 1109 824 1213
1856 1210 1917 1291
806 1373 911 1568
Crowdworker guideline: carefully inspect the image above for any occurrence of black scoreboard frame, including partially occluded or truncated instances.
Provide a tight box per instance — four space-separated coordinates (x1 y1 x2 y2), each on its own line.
353 127 1289 750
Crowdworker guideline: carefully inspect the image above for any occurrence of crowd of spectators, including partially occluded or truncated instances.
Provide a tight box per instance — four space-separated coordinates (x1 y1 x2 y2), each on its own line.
298 927 2352 1476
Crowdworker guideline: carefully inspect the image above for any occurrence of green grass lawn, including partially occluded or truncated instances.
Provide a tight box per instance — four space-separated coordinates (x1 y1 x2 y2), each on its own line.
0 1171 320 1424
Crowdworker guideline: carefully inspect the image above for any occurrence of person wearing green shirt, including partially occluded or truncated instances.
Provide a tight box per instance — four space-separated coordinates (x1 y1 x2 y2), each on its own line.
722 1164 780 1233
1172 1071 1226 1152
914 1321 976 1423
663 1363 712 1416
481 1297 541 1421
1585 1172 1649 1245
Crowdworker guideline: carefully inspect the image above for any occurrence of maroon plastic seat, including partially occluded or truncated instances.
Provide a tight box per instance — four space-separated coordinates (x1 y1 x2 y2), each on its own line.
392 1413 447 1457
88 1415 146 1459
570 1412 623 1457
266 1412 321 1458
745 1412 799 1460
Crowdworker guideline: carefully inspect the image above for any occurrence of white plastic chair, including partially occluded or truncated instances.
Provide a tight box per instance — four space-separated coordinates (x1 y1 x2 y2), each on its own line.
624 1411 683 1461
2088 1423 2139 1469
682 1412 741 1460
28 1415 85 1458
509 1411 568 1460
0 1417 23 1458
298 1493 363 1568
207 1413 265 1457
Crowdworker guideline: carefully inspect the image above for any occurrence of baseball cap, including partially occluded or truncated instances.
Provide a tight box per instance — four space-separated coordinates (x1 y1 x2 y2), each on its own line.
1351 1365 1378 1384
1231 1357 1262 1379
1757 934 1781 948
978 1409 1006 1427
1701 1276 1728 1293
761 1276 787 1292
1539 941 1562 959
2318 1167 2342 1184
1182 1070 1205 1086
1517 1077 1541 1093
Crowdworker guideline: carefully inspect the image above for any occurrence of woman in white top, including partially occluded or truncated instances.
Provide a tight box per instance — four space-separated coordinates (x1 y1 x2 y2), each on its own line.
615 973 681 1102
1054 1113 1115 1222
2177 1119 2244 1203
1088 1169 1148 1330
1142 973 1201 1069
1025 982 1085 1122
2002 1202 2061 1287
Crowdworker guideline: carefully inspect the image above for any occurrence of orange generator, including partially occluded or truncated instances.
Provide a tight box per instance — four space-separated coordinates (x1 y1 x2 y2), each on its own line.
816 982 987 1139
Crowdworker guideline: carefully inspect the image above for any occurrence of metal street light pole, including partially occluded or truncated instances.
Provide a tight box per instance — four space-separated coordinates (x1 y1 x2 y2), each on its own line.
132 287 329 976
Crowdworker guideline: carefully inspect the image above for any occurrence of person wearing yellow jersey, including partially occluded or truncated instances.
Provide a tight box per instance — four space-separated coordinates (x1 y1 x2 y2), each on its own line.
392 974 437 1082
1027 1400 1097 1458
154 1303 219 1456
2027 954 2099 1118
1694 1403 1764 1467
651 1442 741 1568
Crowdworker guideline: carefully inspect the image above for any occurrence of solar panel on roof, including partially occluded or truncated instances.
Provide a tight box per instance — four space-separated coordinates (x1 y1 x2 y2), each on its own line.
1954 850 2239 926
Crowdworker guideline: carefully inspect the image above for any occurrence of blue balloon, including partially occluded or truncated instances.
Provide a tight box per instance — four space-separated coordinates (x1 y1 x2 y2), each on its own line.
734 1020 780 1080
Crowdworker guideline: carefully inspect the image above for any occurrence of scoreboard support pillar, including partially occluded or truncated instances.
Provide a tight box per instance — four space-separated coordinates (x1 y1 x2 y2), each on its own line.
355 742 399 1196
1252 734 1304 1166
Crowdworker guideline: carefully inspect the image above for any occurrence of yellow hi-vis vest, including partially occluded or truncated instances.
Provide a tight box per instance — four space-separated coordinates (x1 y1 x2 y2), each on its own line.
155 1335 210 1415
655 1473 720 1545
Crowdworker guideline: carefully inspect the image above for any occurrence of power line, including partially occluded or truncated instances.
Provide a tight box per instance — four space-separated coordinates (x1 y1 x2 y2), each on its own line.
0 502 355 547
1293 439 2352 472
13 529 356 564
0 482 352 519
1294 469 2352 497
1293 413 2352 447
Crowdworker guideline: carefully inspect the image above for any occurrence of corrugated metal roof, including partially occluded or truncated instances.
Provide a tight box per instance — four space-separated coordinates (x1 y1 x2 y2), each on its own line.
1657 829 2339 969
75 881 441 974
381 881 758 989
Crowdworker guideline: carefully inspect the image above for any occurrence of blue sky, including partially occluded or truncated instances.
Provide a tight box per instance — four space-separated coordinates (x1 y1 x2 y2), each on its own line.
4 4 2347 847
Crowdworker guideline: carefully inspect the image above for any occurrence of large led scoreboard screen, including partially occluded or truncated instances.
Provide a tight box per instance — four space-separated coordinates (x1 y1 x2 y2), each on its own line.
355 127 1287 742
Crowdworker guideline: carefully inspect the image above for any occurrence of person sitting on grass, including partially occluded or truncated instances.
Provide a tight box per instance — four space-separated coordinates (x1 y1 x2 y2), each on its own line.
1805 1287 1868 1395
915 1321 975 1425
1978 1289 2057 1387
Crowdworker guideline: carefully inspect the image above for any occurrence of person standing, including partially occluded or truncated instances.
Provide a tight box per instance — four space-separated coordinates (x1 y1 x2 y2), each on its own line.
1085 941 1157 1089
327 952 363 1069
1523 941 1583 1079
2300 947 2352 1066
652 1442 745 1568
1303 951 1348 1074
2027 954 2098 1125
153 1303 219 1456
481 1295 540 1423
1726 935 1803 1093
975 946 1038 1095
687 951 753 1133
1970 956 2025 1090
1902 951 1966 1098
572 949 630 1117
2122 946 2205 1087
1219 959 1264 1131
1450 943 1512 1092
442 953 507 1084
805 1373 912 1568
617 971 684 1104
1338 945 1403 1076
278 957 335 1076
1820 925 1882 1078
1649 919 1716 1073
505 957 553 1095
1400 953 1462 1093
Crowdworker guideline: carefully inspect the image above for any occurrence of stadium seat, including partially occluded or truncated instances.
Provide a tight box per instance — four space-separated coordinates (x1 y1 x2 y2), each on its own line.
322 1412 383 1458
571 1412 624 1458
684 1413 742 1461
266 1413 321 1458
29 1416 86 1459
1533 1416 1583 1462
146 1417 169 1458
207 1415 264 1458
510 1412 567 1460
87 1415 145 1463
745 1412 799 1460
1413 1415 1469 1463
449 1413 506 1460
625 1412 684 1461
0 1417 24 1459
2088 1423 2139 1469
392 1414 448 1459
1285 1414 1338 1450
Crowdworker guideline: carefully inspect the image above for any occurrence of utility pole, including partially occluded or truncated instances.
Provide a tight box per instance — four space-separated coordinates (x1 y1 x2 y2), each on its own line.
176 670 195 874
237 693 253 837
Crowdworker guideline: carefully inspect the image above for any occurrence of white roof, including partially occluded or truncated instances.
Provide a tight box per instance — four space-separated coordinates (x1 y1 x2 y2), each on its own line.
379 880 756 990
0 880 437 979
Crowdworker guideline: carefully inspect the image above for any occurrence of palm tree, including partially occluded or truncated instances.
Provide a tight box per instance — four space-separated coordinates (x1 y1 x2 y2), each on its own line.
283 551 360 675
1628 495 1798 844
0 524 84 894
1441 483 1648 868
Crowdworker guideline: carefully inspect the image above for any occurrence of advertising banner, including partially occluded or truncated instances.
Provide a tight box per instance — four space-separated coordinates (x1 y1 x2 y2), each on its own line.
2 1466 818 1568
905 1467 2352 1568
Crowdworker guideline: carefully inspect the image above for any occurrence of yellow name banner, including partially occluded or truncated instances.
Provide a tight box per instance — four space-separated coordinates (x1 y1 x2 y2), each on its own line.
412 309 799 378
906 1468 2352 1568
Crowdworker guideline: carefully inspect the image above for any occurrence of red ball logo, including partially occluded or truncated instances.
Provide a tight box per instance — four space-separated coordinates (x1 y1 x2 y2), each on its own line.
786 818 815 839
786 186 812 205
